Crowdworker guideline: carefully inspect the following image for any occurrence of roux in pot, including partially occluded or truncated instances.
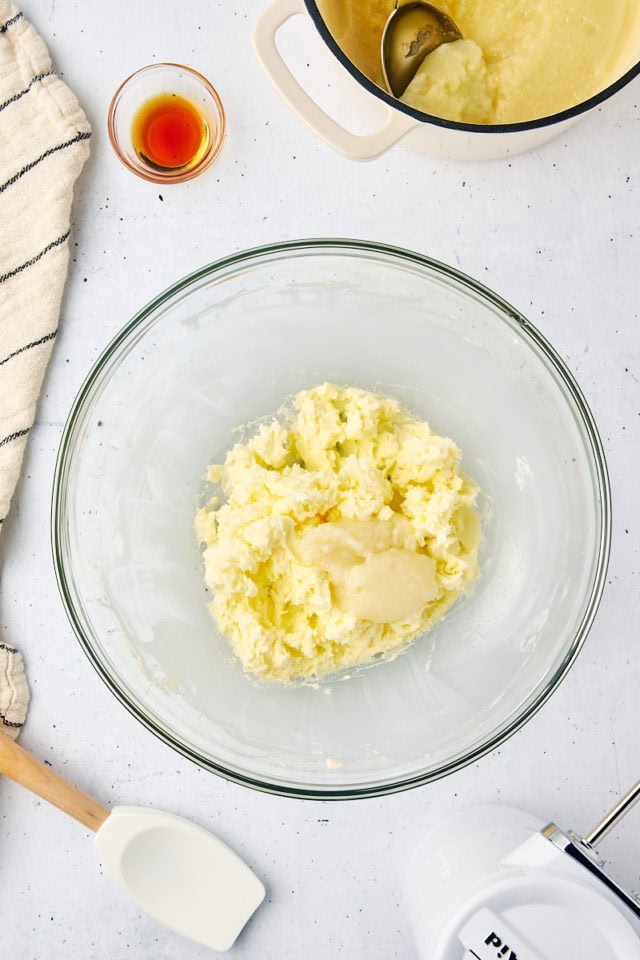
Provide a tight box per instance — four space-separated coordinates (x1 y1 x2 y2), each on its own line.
317 0 639 123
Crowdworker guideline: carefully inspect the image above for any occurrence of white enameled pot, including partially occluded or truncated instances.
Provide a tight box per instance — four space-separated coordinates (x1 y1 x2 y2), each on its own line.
253 0 640 161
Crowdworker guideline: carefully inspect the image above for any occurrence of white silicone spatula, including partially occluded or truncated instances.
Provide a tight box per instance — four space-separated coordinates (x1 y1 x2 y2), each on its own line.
0 728 265 951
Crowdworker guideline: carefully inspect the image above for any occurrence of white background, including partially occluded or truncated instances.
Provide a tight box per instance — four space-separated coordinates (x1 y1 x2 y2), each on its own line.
1 2 639 957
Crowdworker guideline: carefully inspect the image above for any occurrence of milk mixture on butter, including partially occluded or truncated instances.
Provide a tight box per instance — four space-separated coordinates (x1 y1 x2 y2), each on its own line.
317 0 636 124
195 384 481 684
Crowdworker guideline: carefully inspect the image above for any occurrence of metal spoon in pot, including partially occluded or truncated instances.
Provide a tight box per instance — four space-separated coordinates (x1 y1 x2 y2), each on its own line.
381 0 463 98
0 728 265 951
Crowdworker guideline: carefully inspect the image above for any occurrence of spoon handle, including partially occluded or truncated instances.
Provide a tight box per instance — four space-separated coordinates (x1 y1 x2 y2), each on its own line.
0 728 110 832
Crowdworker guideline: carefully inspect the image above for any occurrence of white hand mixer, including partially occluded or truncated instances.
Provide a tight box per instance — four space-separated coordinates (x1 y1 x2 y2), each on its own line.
407 781 640 960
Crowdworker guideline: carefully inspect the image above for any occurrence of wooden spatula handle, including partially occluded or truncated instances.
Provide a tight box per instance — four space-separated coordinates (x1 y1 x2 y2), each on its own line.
0 728 110 832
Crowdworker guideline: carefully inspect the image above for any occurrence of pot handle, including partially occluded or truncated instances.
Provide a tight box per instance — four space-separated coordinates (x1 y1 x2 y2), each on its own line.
252 0 417 161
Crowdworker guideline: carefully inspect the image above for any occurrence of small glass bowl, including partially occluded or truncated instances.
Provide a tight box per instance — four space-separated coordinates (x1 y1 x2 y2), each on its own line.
108 63 226 184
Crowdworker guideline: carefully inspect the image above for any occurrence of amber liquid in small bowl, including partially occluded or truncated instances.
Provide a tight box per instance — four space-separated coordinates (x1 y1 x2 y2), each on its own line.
131 93 210 172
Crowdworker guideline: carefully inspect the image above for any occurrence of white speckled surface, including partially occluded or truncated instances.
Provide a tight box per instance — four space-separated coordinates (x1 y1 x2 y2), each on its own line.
1 2 640 957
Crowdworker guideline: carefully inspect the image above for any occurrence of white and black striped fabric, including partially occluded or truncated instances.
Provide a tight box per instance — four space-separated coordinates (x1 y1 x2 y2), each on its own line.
0 640 28 736
0 1 91 735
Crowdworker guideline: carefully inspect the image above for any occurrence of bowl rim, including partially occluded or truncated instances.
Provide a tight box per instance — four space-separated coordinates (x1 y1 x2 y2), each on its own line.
51 238 612 800
303 0 640 134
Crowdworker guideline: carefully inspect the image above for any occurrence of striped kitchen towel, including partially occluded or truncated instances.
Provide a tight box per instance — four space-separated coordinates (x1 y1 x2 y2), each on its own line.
0 641 28 735
0 1 91 736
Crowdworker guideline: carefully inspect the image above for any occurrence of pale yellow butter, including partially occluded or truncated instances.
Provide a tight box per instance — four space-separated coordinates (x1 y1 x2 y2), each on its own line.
195 384 482 684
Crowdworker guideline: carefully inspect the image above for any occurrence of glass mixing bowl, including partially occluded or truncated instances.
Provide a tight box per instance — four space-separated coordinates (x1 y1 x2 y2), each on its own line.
52 240 610 799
